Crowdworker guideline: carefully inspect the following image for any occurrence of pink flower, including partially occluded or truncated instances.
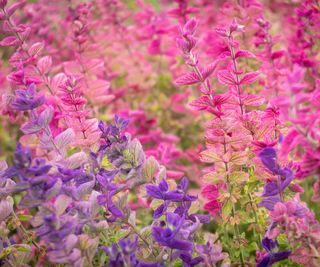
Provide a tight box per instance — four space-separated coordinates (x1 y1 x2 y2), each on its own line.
270 202 287 222
202 184 222 216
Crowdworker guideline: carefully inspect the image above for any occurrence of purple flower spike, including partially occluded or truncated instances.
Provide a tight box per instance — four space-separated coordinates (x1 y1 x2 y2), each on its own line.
259 195 281 211
146 179 184 202
259 147 278 173
103 236 163 267
11 83 45 111
258 147 294 211
152 227 193 251
180 252 203 267
257 237 291 267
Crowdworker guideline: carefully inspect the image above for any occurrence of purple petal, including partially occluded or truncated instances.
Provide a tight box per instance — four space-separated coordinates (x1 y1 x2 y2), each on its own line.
109 205 124 218
179 177 189 192
279 168 293 191
259 195 281 211
169 239 193 251
259 147 278 173
166 212 181 227
154 203 167 219
189 214 211 224
146 185 163 199
257 255 271 267
159 179 168 192
262 182 279 197
164 191 184 201
271 250 291 264
97 194 107 205
261 237 278 252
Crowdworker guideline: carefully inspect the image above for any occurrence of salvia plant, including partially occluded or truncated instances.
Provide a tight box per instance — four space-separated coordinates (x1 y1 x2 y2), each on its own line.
0 0 319 266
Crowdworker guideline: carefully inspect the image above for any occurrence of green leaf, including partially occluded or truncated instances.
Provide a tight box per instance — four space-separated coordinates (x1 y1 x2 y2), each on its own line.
229 171 249 184
0 247 12 259
128 139 145 167
17 214 33 221
14 245 31 252
247 242 259 252
101 155 112 169
173 259 183 267
142 156 159 182
222 200 232 218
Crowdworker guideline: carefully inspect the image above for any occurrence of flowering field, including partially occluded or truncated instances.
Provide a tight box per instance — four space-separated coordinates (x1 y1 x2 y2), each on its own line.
0 0 319 266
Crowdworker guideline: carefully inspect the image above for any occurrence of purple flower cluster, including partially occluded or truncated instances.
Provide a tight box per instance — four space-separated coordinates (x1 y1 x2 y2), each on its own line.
0 116 139 265
102 236 162 267
101 176 216 266
147 177 210 266
96 169 124 222
10 83 45 111
257 147 293 267
1 113 229 266
257 237 291 267
258 147 293 211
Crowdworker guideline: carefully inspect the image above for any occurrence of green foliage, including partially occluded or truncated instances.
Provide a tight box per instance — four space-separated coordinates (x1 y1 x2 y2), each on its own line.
100 228 128 247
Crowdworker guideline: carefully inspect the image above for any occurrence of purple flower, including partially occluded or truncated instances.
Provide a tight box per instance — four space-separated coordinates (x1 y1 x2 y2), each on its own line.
259 147 294 210
259 147 278 173
3 144 57 206
147 177 200 219
4 143 31 178
154 202 168 219
60 167 95 201
6 152 51 183
195 237 228 266
98 115 129 147
37 214 75 243
259 195 281 211
180 253 203 267
11 83 45 111
257 237 291 267
146 177 197 205
58 167 84 183
262 168 293 198
96 170 124 221
177 177 198 202
152 226 193 251
152 212 193 251
174 202 210 224
36 213 83 265
115 114 130 131
96 169 119 190
146 179 184 202
102 236 162 267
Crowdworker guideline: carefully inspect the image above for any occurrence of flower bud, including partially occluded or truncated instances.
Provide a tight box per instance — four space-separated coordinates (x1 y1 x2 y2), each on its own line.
183 18 198 36
0 0 7 9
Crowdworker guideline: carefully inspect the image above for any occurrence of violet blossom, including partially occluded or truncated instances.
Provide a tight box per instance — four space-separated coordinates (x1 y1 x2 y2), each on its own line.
11 83 45 111
256 237 291 267
258 147 293 210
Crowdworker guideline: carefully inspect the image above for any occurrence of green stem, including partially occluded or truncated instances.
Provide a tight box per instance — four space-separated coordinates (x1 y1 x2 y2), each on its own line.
248 193 262 244
85 251 94 267
228 35 244 115
223 141 245 267
188 52 213 100
231 205 245 267
169 249 173 267
12 212 41 250
127 223 157 258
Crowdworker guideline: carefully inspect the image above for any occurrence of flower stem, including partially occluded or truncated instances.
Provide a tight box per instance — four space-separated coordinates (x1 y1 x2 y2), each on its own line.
223 141 245 267
12 212 41 251
228 34 244 115
127 222 157 258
